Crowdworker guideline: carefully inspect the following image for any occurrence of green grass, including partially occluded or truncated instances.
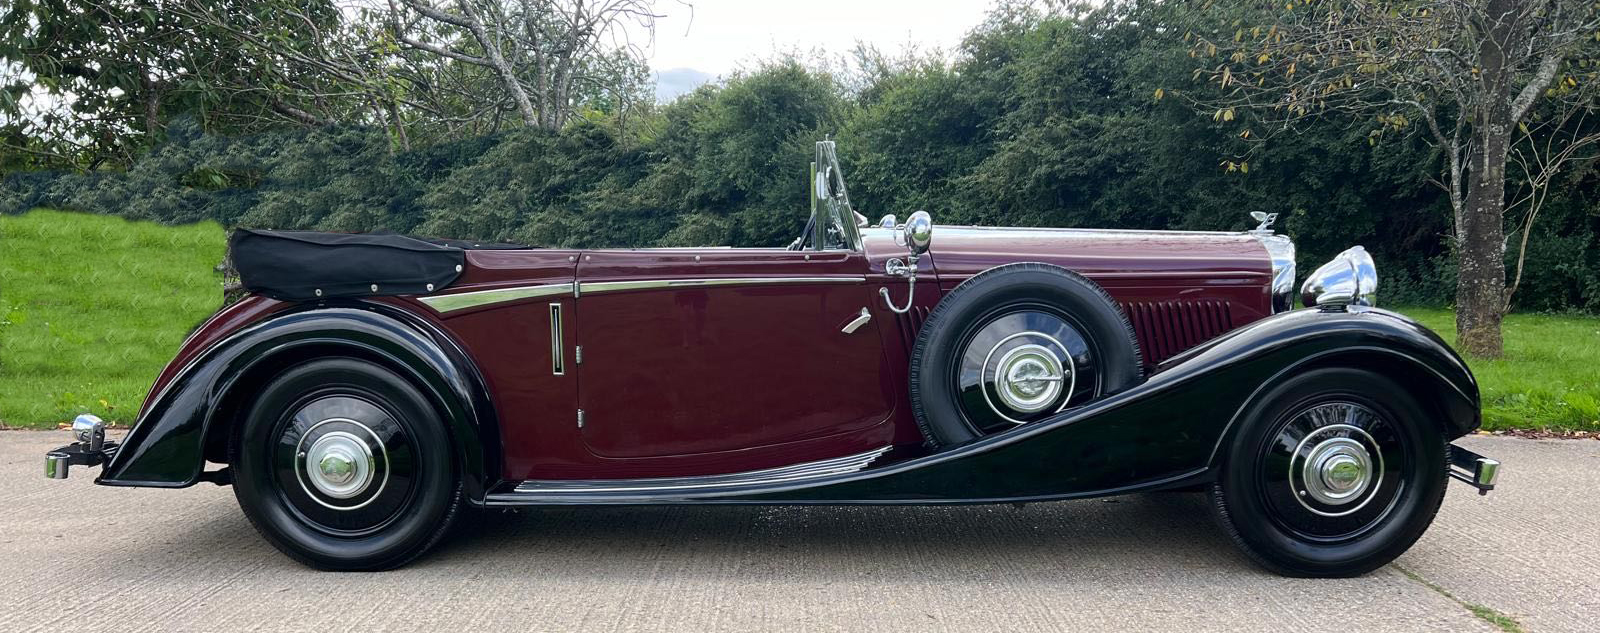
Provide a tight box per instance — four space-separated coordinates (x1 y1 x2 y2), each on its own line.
0 210 225 428
1400 306 1600 433
0 209 1595 433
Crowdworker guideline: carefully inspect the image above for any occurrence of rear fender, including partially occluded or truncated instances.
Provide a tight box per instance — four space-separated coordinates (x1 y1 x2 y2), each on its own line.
100 302 500 500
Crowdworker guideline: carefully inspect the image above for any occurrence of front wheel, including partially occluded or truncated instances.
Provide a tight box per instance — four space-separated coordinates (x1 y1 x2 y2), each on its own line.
1211 367 1447 577
230 358 461 570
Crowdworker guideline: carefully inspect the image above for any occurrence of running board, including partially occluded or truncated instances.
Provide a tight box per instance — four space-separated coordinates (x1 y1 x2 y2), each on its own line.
485 446 892 505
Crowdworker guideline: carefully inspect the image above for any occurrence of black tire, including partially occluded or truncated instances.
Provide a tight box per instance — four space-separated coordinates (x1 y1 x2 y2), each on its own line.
230 358 461 571
910 262 1142 447
1211 367 1448 577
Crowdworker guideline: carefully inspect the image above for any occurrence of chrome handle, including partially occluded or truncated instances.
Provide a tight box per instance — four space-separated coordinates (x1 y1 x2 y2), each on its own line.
841 307 872 334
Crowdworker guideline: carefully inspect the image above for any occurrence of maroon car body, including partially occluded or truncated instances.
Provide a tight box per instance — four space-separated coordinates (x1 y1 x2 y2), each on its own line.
146 226 1273 482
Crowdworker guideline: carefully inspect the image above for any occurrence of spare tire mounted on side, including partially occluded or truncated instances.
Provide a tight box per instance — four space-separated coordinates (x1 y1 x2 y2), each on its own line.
909 262 1143 447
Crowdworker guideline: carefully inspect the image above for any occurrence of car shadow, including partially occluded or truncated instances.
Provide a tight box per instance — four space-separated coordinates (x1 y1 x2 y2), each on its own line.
114 491 1255 577
418 492 1258 579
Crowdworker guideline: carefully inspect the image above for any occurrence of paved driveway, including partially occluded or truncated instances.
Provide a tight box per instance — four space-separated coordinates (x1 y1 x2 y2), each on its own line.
1 432 1595 632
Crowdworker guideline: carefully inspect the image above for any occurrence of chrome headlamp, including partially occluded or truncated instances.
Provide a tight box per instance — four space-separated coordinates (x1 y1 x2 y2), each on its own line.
1301 246 1377 309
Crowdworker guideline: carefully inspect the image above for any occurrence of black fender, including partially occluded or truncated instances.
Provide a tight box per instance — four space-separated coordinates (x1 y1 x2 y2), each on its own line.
99 302 501 501
724 307 1479 503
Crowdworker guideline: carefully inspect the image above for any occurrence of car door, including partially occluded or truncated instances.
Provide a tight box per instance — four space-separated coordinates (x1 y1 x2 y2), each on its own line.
573 248 895 459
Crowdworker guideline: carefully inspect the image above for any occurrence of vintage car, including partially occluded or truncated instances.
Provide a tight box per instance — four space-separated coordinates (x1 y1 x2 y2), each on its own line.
46 141 1499 576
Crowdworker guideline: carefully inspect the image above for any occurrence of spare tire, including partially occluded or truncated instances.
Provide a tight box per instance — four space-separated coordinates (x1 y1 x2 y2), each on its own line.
910 262 1143 447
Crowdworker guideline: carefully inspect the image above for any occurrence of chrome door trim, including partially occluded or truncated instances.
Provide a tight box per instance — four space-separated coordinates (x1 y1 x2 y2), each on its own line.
508 446 892 494
549 302 564 375
578 276 866 295
418 282 574 313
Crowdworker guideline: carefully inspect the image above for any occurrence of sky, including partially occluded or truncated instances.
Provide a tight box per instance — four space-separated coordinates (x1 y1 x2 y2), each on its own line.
639 0 995 101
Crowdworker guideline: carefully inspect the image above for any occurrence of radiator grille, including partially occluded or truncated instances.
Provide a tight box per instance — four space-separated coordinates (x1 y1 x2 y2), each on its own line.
1119 300 1234 366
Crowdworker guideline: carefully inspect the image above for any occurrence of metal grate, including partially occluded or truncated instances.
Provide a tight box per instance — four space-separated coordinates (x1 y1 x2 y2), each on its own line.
1119 300 1235 366
895 305 931 352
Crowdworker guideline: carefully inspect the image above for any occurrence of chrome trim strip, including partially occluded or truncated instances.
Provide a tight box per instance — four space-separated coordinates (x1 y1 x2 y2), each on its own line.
512 445 892 494
549 302 564 375
579 276 865 295
417 282 574 313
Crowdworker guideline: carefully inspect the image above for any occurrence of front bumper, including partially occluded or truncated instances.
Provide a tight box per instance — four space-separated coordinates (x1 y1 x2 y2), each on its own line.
43 414 118 480
1448 444 1500 495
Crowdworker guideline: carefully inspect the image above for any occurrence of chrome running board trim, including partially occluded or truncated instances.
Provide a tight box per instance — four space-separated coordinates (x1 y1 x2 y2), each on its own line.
497 446 892 499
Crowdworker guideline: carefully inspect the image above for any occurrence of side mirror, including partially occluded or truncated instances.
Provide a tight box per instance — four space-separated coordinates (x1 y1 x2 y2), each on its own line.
904 210 932 257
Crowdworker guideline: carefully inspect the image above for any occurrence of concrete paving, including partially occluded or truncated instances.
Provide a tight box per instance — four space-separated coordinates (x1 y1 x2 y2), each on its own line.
0 431 1593 632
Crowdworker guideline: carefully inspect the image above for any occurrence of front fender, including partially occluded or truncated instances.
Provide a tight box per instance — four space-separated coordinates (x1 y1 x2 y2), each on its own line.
735 306 1479 503
100 302 499 500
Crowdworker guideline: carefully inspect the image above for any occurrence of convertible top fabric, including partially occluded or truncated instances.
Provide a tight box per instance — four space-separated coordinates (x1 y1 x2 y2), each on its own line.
231 229 470 301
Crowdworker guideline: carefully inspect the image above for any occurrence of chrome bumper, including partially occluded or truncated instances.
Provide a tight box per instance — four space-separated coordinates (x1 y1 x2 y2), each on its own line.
44 415 118 479
1448 444 1500 495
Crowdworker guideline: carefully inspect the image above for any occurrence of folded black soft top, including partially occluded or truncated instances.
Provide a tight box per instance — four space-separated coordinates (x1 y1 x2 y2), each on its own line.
231 229 501 301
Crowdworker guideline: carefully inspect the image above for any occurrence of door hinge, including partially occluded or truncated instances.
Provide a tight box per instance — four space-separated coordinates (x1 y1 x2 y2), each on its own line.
575 345 582 365
577 409 585 429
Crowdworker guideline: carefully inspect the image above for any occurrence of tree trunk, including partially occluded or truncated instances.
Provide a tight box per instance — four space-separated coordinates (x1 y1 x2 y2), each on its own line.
1455 0 1515 358
1456 127 1508 358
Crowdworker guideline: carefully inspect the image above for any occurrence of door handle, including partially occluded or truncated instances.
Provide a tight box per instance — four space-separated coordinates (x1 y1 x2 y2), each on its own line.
840 307 872 334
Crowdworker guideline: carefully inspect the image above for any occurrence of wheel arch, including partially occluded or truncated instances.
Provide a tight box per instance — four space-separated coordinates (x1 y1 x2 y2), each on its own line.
100 302 500 500
1207 344 1480 470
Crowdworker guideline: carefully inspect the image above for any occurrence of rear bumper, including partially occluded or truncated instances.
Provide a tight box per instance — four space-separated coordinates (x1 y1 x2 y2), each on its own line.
45 442 119 479
1448 444 1500 495
43 414 118 480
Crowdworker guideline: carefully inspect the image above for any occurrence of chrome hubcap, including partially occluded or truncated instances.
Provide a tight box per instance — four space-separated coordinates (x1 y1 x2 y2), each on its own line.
1301 437 1372 505
298 424 381 503
994 344 1066 413
1287 418 1386 517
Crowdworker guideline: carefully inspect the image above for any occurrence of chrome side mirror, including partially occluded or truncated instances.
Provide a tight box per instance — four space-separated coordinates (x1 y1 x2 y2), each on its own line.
879 214 897 229
882 211 933 314
904 210 932 257
1301 246 1377 309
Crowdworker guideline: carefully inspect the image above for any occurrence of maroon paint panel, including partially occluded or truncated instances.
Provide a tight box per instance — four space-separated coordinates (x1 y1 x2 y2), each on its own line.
574 248 899 458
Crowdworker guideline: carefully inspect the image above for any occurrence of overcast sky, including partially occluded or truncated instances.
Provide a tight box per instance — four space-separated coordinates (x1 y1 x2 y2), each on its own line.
641 0 994 101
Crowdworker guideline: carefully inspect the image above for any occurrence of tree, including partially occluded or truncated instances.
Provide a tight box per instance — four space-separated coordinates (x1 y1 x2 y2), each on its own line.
383 0 664 131
0 1 381 167
1181 0 1600 357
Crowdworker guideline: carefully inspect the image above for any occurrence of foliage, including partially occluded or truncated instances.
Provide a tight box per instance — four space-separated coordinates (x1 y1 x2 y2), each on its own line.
0 209 224 427
3 5 1600 314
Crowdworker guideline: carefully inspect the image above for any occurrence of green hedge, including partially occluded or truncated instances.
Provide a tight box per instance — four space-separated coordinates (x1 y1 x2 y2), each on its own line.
5 17 1599 313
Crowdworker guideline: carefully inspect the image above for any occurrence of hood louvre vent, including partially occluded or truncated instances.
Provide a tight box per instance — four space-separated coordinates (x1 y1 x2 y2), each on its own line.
896 305 931 352
1120 300 1234 367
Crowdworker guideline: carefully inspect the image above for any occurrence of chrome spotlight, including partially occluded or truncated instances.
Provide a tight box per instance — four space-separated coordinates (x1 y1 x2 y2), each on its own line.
72 414 106 452
1301 246 1377 309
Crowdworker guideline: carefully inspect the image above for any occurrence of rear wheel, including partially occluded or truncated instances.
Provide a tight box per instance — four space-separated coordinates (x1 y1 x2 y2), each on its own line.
910 263 1143 447
1211 367 1447 577
230 358 460 570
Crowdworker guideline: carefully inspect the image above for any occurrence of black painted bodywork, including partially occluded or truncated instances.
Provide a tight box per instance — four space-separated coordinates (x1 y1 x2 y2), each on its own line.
105 304 1476 506
99 303 501 502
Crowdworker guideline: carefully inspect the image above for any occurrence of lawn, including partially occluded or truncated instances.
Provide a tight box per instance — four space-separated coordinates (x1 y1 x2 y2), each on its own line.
1400 307 1600 433
1 209 1596 433
0 209 225 428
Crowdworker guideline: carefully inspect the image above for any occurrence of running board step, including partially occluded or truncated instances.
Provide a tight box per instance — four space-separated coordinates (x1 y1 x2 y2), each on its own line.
486 446 892 504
